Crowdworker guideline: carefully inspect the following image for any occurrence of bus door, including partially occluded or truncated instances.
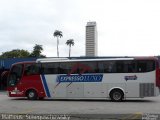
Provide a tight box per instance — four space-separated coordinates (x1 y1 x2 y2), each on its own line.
7 64 24 96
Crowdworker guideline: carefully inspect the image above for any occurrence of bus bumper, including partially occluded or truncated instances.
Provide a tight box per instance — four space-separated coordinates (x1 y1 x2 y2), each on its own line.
7 91 25 97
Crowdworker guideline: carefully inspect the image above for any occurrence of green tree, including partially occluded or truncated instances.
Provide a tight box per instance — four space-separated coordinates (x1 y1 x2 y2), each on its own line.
66 39 74 57
30 44 46 57
0 49 30 58
53 30 63 57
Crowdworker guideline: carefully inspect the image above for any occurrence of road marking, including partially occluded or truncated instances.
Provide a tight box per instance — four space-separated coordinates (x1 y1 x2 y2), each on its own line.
121 112 142 120
18 108 35 114
131 112 142 120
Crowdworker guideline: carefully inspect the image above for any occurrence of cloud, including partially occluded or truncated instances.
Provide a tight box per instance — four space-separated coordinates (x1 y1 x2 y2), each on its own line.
0 0 160 57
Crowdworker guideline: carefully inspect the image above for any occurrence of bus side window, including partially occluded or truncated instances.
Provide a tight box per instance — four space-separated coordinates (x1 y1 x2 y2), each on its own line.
78 62 97 74
59 62 77 74
59 62 69 74
24 64 41 76
124 61 136 73
146 60 155 72
128 63 136 72
137 62 145 72
98 62 104 73
98 61 115 73
68 62 78 74
116 61 124 73
42 63 59 74
104 62 114 73
137 60 155 72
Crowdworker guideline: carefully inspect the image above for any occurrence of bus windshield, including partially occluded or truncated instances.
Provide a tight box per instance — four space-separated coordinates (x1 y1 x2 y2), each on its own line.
8 64 23 86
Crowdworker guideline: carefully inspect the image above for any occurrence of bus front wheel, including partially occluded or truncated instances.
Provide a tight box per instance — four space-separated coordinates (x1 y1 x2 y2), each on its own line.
110 89 124 102
26 89 38 100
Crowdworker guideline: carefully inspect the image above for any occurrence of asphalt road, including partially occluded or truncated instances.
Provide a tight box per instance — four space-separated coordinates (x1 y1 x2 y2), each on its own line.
0 91 160 120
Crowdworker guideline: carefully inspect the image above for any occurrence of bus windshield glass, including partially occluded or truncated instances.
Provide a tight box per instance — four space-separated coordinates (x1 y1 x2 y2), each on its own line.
8 64 23 86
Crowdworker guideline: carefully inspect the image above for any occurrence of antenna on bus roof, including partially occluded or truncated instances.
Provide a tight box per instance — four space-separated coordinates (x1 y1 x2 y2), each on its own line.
36 58 69 63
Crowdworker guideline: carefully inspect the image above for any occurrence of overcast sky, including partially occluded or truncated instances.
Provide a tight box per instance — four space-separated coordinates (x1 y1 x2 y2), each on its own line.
0 0 160 57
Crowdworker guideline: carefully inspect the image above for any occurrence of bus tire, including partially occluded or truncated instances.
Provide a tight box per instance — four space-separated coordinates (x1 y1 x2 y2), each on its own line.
110 89 124 102
26 89 38 100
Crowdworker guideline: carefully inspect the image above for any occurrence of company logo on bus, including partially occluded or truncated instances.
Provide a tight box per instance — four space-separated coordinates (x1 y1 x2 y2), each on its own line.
124 75 137 81
56 74 103 82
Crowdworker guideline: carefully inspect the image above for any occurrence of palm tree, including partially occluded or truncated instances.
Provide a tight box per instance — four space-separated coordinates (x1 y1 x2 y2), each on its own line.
66 39 74 57
30 44 45 57
53 30 63 57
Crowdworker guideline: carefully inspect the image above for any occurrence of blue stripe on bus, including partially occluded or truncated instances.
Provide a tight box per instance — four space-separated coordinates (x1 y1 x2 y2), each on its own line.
41 74 51 97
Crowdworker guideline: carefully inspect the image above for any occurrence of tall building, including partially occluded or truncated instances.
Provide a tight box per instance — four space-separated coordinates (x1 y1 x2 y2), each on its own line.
85 21 98 56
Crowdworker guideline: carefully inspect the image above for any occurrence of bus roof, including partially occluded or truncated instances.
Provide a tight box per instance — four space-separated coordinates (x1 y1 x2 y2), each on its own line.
36 58 69 62
36 57 158 63
11 57 158 66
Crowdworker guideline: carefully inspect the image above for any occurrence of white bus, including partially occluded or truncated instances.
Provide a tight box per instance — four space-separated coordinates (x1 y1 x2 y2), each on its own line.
7 57 160 101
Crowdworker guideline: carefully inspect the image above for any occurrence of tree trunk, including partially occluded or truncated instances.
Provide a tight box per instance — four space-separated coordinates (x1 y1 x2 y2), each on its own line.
69 45 71 57
57 37 59 57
